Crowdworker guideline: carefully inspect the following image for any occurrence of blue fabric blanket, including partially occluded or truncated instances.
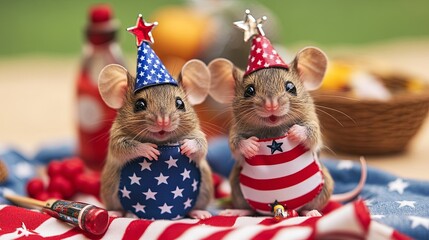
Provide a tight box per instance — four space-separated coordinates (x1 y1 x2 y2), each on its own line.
1 142 428 239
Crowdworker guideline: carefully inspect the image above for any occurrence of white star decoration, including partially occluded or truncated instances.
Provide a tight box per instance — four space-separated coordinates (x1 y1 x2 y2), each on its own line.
337 160 354 170
15 223 35 237
155 173 169 185
181 168 191 181
409 216 429 229
120 186 131 199
165 156 178 169
139 160 152 171
396 200 416 208
143 188 157 200
132 202 146 213
364 199 374 207
388 178 409 194
192 179 199 192
129 173 141 185
159 203 173 214
171 186 184 199
183 198 193 209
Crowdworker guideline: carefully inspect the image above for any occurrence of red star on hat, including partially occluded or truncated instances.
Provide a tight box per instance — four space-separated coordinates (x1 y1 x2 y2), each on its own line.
127 14 158 46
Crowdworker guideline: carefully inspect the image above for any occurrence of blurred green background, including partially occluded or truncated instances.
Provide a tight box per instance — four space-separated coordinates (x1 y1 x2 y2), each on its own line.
1 0 428 57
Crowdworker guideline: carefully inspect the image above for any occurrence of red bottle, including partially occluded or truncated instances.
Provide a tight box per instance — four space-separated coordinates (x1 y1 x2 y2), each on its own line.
76 5 125 171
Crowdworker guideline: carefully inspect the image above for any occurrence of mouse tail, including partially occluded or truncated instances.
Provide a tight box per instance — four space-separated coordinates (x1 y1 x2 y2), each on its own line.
330 157 367 203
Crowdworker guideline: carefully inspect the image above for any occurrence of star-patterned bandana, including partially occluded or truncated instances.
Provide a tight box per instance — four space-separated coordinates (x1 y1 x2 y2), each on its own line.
239 135 324 214
118 145 201 220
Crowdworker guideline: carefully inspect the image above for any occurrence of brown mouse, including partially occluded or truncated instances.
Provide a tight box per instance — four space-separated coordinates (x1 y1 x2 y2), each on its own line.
98 60 214 219
208 47 366 217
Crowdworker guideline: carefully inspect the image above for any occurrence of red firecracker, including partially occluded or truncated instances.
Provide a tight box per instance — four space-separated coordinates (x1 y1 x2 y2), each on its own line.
76 4 125 171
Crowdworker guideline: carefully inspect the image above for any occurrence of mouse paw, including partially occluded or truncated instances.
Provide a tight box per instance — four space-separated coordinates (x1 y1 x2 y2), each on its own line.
303 209 322 217
138 143 160 161
180 139 200 159
239 136 260 159
188 210 212 219
219 209 254 217
287 125 308 143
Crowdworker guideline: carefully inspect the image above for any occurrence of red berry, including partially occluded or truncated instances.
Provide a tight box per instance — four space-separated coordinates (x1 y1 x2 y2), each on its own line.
35 191 50 201
74 173 100 197
62 158 85 179
48 176 76 199
49 191 64 200
26 178 45 198
47 160 64 178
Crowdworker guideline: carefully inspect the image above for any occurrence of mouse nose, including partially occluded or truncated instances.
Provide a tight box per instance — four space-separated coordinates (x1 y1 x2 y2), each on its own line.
157 116 170 127
264 98 279 112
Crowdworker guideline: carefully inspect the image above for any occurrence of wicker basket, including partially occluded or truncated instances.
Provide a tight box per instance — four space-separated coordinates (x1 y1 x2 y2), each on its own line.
312 74 429 155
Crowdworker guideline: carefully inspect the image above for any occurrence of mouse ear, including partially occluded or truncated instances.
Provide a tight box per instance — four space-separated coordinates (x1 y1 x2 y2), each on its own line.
293 47 328 91
179 59 210 105
98 64 129 109
208 58 239 104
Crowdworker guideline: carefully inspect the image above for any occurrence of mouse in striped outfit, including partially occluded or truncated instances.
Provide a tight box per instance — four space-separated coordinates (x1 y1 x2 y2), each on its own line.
208 10 366 217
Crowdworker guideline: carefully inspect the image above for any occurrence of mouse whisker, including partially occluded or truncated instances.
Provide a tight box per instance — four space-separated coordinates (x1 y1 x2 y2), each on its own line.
315 105 356 124
199 121 226 136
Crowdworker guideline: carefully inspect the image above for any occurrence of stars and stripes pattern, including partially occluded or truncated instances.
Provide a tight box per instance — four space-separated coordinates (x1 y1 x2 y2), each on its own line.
0 200 410 239
244 36 289 76
118 145 200 220
324 159 429 239
240 136 323 215
134 42 178 92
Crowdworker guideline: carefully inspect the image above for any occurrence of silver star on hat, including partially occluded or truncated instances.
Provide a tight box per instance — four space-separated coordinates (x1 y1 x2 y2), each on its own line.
234 9 267 42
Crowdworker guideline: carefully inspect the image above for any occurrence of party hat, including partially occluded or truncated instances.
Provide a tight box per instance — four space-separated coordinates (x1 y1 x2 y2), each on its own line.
234 10 289 76
127 14 178 92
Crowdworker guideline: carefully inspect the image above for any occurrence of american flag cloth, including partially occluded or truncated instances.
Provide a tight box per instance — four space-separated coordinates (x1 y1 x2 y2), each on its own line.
134 41 178 92
1 146 428 239
0 200 410 239
240 135 323 214
118 145 200 220
244 35 289 76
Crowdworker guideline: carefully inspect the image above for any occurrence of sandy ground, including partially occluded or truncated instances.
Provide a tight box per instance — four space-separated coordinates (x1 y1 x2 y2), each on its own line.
1 38 429 180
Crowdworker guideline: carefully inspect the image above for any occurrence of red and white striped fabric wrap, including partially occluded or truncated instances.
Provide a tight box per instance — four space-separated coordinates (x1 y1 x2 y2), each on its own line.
240 135 324 214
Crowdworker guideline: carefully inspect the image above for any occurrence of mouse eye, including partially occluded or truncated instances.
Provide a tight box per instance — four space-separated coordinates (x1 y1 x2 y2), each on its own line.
175 97 185 111
244 84 256 98
285 81 297 96
134 99 147 112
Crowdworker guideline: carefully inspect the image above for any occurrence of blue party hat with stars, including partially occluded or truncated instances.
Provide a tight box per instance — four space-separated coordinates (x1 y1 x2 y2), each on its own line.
127 14 178 92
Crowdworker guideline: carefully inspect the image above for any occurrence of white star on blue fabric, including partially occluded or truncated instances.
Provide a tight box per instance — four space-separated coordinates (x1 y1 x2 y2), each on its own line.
143 188 157 200
139 160 152 171
337 160 354 170
181 168 191 181
409 216 429 229
120 186 131 199
129 173 141 185
192 179 199 192
388 178 409 194
132 202 146 213
171 186 184 199
159 203 173 214
165 156 178 169
183 198 192 209
396 200 416 208
155 173 169 185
